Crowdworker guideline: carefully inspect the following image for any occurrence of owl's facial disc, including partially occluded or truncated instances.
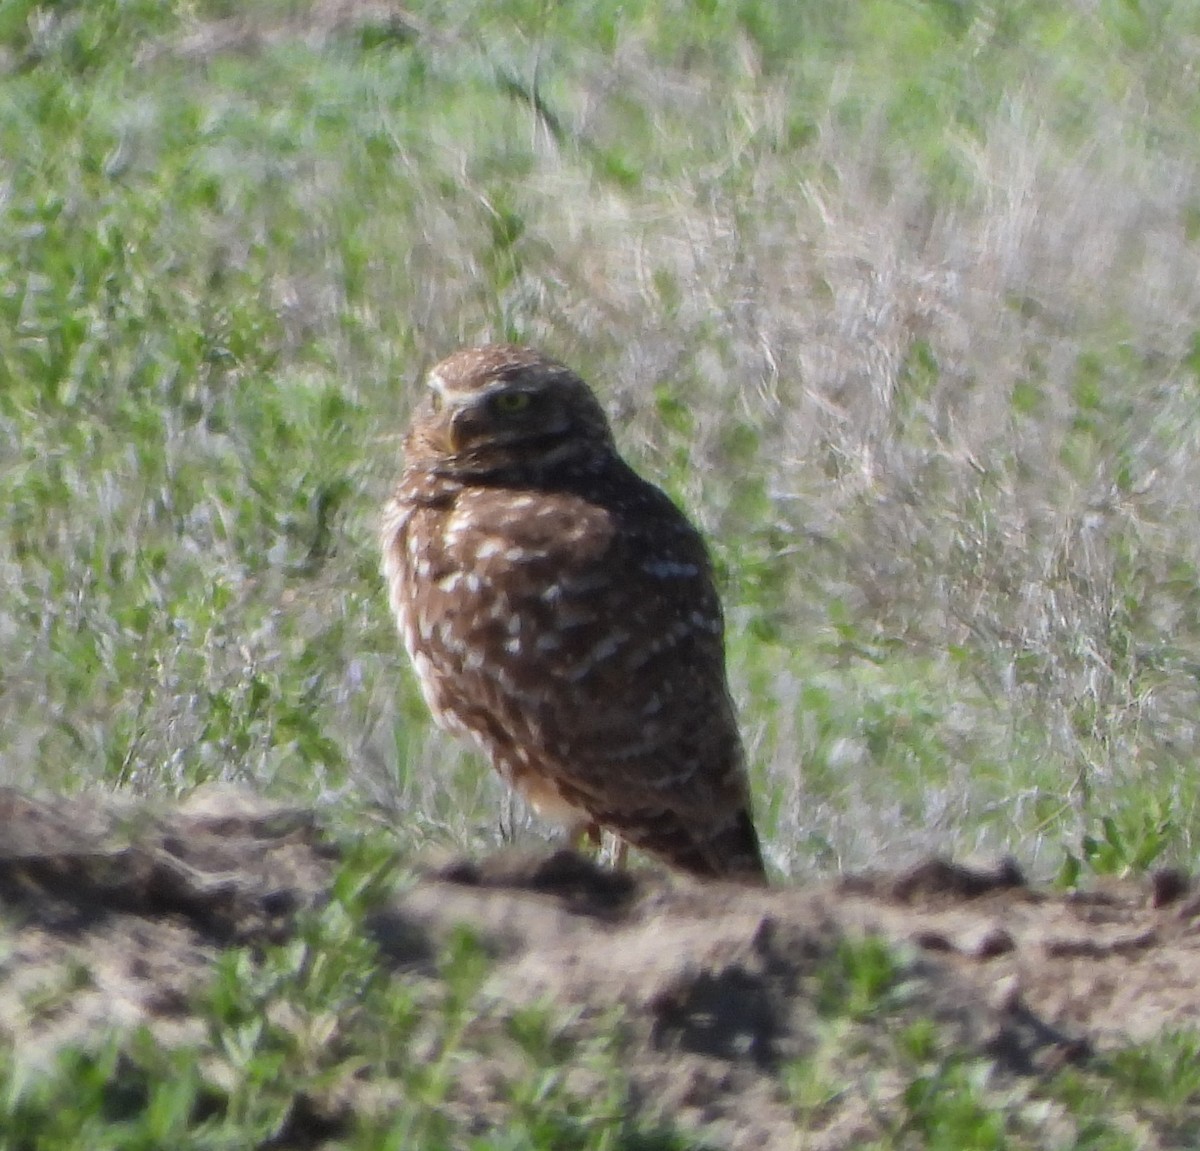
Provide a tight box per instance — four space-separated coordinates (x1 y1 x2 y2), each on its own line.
445 383 570 456
414 350 616 474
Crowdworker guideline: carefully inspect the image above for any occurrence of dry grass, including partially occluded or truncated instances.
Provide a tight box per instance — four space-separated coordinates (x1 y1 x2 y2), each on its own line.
3 0 1200 878
9 5 1200 1146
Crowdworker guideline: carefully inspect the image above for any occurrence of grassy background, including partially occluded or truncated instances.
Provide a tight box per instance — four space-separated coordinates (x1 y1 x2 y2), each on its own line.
8 3 1200 1147
5 0 1200 880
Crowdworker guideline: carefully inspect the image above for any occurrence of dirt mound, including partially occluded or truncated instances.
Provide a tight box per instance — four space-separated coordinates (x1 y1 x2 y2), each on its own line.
2 788 1199 1146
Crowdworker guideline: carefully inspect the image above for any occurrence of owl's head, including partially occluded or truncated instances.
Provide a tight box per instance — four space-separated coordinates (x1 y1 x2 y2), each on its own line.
406 345 616 476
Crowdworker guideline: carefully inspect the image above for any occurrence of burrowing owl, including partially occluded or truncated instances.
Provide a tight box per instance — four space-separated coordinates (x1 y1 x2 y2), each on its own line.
381 345 765 882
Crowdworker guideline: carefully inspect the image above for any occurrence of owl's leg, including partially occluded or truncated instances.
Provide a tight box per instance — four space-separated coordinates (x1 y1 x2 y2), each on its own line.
569 823 629 870
569 820 603 854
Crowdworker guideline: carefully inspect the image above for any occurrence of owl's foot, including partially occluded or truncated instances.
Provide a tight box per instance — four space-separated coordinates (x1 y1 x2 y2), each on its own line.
569 820 602 853
569 822 628 870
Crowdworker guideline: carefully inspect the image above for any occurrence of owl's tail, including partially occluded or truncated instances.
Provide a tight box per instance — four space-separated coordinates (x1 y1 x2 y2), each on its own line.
617 805 768 885
687 806 769 884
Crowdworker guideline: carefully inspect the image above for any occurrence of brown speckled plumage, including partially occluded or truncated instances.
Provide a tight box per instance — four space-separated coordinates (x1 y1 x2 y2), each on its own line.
381 345 765 882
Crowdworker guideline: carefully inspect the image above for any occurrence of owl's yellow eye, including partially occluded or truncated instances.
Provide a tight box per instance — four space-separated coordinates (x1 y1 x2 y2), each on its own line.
491 391 533 415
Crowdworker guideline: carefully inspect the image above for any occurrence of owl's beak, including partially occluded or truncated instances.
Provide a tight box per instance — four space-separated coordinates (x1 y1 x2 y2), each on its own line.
446 401 483 454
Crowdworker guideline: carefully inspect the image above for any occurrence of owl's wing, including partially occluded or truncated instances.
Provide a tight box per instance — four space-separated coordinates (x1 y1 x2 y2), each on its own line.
404 468 760 877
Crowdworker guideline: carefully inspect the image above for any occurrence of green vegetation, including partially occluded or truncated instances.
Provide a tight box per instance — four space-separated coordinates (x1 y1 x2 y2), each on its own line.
0 851 678 1151
7 0 1200 873
6 0 1200 1144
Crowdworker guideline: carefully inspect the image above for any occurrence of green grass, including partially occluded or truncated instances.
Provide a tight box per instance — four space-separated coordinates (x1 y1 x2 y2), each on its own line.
6 0 1200 1140
782 933 1200 1150
0 847 686 1151
8 0 1200 875
6 838 1200 1150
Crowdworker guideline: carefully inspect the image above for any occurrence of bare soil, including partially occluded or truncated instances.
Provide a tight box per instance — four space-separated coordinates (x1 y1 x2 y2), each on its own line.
3 788 1199 1147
